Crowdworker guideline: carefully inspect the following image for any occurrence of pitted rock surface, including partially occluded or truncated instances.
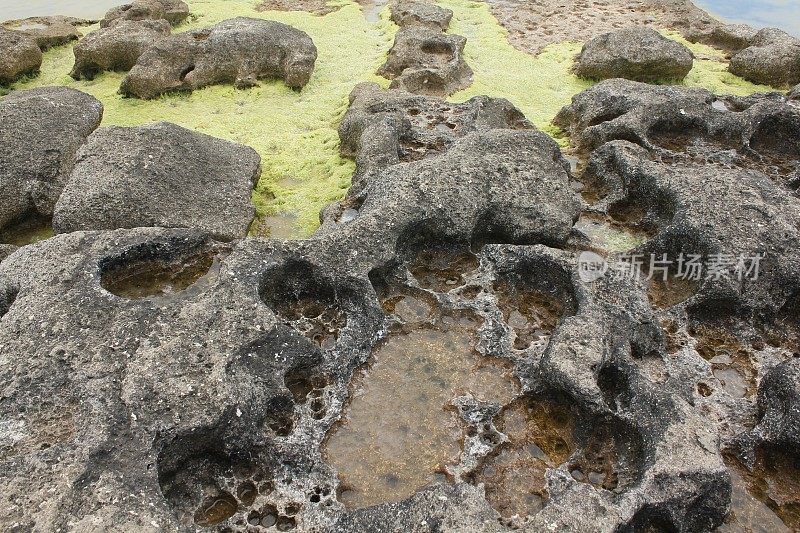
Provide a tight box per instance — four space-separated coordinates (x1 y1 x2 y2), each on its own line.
120 17 317 99
0 87 103 232
573 27 694 82
1 16 86 51
102 0 191 28
52 122 261 240
71 19 172 81
389 0 453 30
378 27 472 97
0 28 43 85
729 28 800 88
337 82 531 192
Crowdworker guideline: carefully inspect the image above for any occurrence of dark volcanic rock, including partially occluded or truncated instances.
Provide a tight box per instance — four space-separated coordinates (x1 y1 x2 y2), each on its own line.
102 0 190 28
573 27 694 82
336 82 532 192
554 78 799 166
0 87 103 232
753 358 800 451
378 26 472 96
683 22 757 54
0 28 43 85
729 28 800 87
389 0 453 30
6 63 800 533
2 16 86 51
120 17 317 99
52 122 261 240
70 19 172 81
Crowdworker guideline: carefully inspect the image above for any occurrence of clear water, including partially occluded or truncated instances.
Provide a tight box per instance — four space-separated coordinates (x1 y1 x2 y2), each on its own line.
0 1 123 22
696 0 800 37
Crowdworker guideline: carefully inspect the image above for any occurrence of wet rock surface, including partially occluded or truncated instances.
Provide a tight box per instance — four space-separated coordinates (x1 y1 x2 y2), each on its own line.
1 16 87 51
0 87 103 233
120 17 317 99
729 28 800 88
102 0 191 28
2 4 800 532
0 28 43 85
1 79 770 531
573 27 694 82
70 19 172 80
52 122 261 240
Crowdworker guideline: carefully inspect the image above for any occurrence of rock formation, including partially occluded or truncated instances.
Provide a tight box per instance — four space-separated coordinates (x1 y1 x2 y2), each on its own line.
70 19 172 80
0 87 103 232
0 28 43 85
573 27 694 82
52 122 261 240
120 17 318 98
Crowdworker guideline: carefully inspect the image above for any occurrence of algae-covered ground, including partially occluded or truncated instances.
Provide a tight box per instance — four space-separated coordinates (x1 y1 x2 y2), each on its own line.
9 0 777 237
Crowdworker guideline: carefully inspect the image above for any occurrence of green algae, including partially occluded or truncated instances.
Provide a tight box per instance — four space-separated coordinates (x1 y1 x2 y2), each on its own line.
442 0 777 145
12 0 396 237
6 0 782 237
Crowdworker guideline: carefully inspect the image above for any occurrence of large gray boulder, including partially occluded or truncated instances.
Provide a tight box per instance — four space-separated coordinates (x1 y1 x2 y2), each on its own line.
378 26 472 96
102 0 190 28
120 17 317 99
52 122 261 240
70 19 171 80
574 27 694 82
730 28 800 87
0 28 43 85
0 87 103 231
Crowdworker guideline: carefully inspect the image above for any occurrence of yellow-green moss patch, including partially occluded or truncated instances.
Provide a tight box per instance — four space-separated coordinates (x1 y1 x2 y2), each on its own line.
13 0 396 236
8 0 781 237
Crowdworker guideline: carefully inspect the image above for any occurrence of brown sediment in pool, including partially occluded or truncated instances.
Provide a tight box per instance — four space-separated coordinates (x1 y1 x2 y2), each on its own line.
0 214 54 247
469 397 574 518
724 449 800 532
101 247 226 300
322 311 519 509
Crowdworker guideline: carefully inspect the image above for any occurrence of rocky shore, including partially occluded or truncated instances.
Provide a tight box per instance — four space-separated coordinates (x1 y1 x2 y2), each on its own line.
0 0 799 532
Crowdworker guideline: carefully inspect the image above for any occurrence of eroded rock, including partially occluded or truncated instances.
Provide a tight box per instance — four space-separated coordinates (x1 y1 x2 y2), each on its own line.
0 28 43 85
102 0 190 28
389 0 453 30
337 82 530 191
730 28 800 87
52 122 261 240
70 19 171 80
790 84 800 101
573 27 694 82
0 87 103 232
378 27 472 96
120 17 317 99
2 16 87 51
